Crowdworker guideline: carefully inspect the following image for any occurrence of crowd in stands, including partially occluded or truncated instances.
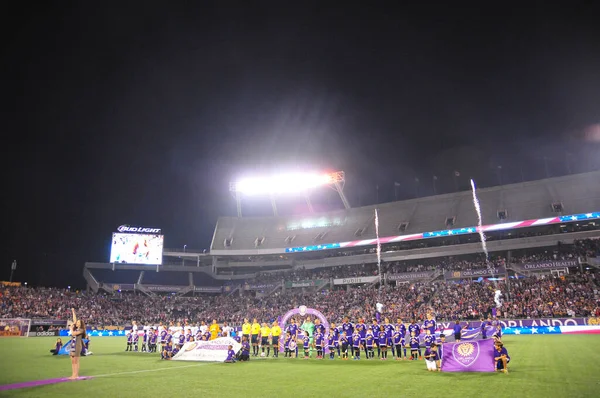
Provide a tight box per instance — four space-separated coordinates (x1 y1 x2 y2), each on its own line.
2 241 598 328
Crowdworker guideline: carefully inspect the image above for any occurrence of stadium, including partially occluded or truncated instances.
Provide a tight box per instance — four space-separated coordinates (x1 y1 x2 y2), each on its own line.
2 170 600 397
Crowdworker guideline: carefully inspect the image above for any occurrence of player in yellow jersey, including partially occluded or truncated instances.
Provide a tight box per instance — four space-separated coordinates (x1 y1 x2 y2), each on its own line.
260 322 271 357
209 319 220 340
271 321 282 358
251 318 261 356
242 318 251 343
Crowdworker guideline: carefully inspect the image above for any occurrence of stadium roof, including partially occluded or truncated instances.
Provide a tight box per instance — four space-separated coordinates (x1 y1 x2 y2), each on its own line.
211 170 600 254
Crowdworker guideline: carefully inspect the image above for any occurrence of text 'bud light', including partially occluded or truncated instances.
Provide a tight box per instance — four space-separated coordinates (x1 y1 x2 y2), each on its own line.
117 225 162 234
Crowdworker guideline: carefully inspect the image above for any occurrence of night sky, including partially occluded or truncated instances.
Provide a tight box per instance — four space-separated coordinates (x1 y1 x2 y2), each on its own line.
4 2 600 288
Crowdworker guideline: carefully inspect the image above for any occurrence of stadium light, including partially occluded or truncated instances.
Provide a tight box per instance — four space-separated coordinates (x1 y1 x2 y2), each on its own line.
230 171 343 196
229 170 350 217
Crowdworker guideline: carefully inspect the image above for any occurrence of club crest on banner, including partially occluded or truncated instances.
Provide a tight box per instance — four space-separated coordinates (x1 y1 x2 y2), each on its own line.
452 342 480 367
299 305 307 316
185 342 198 352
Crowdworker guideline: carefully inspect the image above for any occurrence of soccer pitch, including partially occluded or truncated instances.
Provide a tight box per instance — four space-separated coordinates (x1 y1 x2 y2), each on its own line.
1 335 599 397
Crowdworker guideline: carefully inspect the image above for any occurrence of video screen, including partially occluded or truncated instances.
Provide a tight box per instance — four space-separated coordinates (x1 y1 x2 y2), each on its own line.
110 233 164 265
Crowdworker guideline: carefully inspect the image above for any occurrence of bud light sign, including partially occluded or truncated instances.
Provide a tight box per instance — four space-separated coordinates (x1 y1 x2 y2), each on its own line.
117 225 162 234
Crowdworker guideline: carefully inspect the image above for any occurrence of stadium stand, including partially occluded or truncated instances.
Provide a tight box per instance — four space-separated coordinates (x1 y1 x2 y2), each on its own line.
211 171 600 253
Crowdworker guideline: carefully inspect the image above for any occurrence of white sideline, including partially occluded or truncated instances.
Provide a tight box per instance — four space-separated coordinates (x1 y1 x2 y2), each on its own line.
93 363 209 378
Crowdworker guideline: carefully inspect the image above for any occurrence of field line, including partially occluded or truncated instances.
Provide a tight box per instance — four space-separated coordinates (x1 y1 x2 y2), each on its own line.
93 363 209 378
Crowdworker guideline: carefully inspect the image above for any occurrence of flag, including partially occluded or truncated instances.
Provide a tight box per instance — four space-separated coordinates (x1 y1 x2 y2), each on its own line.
441 339 495 372
454 171 460 177
394 182 401 187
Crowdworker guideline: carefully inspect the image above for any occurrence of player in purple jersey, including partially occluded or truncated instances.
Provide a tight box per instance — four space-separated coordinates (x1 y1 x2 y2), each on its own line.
423 314 437 335
408 320 422 358
133 332 140 351
126 331 133 351
424 330 435 349
303 334 310 359
378 327 389 360
330 323 341 357
142 330 148 352
396 318 407 337
365 329 375 359
177 333 185 349
493 325 503 343
185 329 193 342
327 329 337 360
352 331 361 360
240 337 250 361
341 317 354 357
409 332 420 360
392 329 403 360
314 331 324 359
161 341 173 360
340 331 349 360
383 318 395 358
225 345 236 363
149 329 158 352
355 319 368 358
424 343 441 371
494 342 510 373
371 319 380 357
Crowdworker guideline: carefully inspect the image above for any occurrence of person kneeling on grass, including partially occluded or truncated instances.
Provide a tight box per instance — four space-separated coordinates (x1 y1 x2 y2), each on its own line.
424 343 441 372
161 341 174 360
240 336 251 361
50 338 63 355
225 345 236 363
494 342 510 374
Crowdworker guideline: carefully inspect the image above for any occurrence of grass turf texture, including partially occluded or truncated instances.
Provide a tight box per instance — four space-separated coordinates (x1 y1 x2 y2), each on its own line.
1 335 599 397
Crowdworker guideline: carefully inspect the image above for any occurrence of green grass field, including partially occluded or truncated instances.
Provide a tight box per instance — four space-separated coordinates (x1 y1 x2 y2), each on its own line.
1 335 599 397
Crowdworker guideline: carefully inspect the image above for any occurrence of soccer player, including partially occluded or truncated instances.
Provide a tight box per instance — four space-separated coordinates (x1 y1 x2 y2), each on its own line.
371 318 380 358
352 330 361 360
327 328 337 360
365 328 375 359
289 336 297 358
392 328 403 360
355 319 367 358
480 317 488 339
303 333 311 359
384 318 395 358
161 341 173 360
423 314 436 335
494 342 510 373
396 318 407 338
242 318 251 343
493 325 503 343
424 329 435 350
126 331 133 351
284 331 292 357
408 320 422 359
314 328 324 359
225 345 236 363
330 322 341 357
271 321 281 358
240 336 250 362
209 319 220 340
149 328 158 352
250 319 261 356
409 332 420 360
424 343 441 371
342 317 354 357
378 326 388 360
287 319 299 357
142 329 148 352
340 331 349 360
133 331 140 352
159 328 167 352
260 322 271 357
177 332 185 350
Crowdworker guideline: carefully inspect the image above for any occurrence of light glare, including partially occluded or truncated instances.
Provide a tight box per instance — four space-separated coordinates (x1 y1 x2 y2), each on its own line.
234 172 336 196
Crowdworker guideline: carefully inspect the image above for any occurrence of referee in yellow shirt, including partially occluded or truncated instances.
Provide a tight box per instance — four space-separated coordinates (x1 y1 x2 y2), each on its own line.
242 318 251 343
260 322 271 357
271 321 282 358
251 319 261 356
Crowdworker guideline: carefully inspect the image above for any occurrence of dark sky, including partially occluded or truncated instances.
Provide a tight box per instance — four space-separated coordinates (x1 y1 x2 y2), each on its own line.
3 2 600 287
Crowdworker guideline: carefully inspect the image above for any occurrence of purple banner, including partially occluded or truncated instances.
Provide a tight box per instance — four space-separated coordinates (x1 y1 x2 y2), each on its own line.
521 259 578 270
444 266 506 279
194 286 222 293
441 338 495 372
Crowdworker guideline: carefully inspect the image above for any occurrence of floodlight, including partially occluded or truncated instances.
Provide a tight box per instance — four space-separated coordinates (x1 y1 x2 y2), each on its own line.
231 171 342 196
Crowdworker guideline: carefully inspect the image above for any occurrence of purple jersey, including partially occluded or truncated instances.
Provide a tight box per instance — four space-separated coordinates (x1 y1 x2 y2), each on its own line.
178 334 185 345
315 332 324 347
408 323 421 336
384 323 395 339
424 334 435 348
284 335 291 348
342 322 354 338
410 336 419 350
225 349 235 361
366 333 375 347
396 323 407 337
378 331 388 346
424 348 439 361
287 324 298 336
134 334 139 342
314 324 326 335
160 330 167 343
127 333 133 343
355 323 367 339
371 323 380 340
328 334 337 348
242 341 250 355
423 319 437 334
150 333 157 344
352 332 361 347
172 347 180 356
392 330 402 345
303 336 310 349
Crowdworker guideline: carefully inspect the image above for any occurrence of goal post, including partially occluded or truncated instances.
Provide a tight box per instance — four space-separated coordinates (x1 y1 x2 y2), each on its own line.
0 318 31 337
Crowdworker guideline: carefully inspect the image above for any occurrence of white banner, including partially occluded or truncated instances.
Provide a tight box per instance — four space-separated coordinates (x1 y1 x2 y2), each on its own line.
172 337 241 362
333 275 379 285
